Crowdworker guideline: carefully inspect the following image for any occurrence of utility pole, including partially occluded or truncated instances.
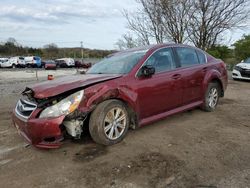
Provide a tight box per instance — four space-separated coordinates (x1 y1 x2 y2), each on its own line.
80 41 83 63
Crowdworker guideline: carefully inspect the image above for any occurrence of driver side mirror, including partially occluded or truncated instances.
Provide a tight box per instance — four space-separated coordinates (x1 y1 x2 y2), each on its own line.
140 65 155 77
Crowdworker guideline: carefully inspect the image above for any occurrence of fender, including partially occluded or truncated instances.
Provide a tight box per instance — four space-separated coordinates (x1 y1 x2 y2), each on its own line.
78 83 138 116
202 69 224 96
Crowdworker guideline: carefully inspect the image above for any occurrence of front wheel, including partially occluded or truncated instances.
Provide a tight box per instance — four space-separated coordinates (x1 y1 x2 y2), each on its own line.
202 82 220 112
89 100 129 145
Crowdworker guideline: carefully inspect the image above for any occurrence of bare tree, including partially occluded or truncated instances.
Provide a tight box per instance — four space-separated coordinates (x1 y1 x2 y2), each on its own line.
115 33 142 50
160 0 192 43
139 0 165 43
123 10 152 45
187 0 249 50
124 0 192 44
123 0 249 49
124 0 166 44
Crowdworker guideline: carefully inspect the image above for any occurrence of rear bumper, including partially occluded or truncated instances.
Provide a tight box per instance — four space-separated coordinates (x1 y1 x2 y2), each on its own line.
12 110 65 149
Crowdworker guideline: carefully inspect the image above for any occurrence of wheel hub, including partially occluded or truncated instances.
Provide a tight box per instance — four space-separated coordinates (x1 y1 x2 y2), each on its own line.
104 107 126 140
208 88 218 108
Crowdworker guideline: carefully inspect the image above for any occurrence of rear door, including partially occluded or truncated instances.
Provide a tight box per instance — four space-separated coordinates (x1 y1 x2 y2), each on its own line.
134 47 183 119
174 47 207 105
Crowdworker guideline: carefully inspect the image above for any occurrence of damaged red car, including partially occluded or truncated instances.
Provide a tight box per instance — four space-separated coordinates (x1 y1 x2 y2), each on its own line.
12 44 228 148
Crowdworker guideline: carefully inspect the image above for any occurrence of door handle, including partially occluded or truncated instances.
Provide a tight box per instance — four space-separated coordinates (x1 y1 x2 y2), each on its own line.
202 67 208 72
171 74 181 80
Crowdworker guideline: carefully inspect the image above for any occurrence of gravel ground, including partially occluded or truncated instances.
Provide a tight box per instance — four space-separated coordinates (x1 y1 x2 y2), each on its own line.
0 70 250 188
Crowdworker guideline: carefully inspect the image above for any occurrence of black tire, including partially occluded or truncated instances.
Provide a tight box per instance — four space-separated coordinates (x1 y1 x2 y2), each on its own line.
89 99 130 145
12 64 16 69
202 82 221 112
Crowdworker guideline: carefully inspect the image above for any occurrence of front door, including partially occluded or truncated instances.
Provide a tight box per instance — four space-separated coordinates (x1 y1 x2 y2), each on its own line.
132 47 183 120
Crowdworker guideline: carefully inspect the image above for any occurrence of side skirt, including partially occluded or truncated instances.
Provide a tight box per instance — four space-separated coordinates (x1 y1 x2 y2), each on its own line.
139 101 203 127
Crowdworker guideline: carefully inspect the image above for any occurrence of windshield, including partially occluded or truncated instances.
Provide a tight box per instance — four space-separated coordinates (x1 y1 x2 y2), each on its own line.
244 58 250 63
87 50 147 74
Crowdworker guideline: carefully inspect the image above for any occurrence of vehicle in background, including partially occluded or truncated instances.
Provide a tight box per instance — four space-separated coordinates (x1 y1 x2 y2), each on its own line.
55 58 75 68
12 43 228 148
0 56 25 68
0 58 9 68
232 58 250 80
25 56 41 68
11 56 26 68
44 60 57 70
75 60 92 69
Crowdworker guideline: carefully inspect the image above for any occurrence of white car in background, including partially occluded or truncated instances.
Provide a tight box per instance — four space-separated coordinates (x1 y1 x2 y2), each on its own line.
232 58 250 80
0 56 25 68
0 58 9 68
55 58 75 67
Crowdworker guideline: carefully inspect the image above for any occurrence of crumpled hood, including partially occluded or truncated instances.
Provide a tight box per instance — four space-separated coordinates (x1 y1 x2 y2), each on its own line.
236 63 250 69
26 74 122 99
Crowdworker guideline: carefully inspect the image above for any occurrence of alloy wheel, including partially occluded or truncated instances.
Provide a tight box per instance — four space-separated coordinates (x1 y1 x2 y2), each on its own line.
208 88 218 108
104 107 127 140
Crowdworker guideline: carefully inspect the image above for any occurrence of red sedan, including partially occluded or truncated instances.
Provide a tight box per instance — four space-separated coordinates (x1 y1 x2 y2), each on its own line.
12 44 228 148
44 60 57 70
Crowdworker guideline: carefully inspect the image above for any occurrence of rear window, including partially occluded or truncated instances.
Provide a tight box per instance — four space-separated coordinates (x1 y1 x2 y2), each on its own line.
19 57 24 60
196 50 206 64
175 47 199 67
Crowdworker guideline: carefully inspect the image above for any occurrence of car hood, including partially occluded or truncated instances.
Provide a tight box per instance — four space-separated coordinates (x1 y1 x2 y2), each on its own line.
25 74 122 99
236 63 250 69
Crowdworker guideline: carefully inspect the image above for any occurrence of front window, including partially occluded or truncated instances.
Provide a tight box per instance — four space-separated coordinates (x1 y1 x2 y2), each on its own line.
87 50 147 74
144 48 175 73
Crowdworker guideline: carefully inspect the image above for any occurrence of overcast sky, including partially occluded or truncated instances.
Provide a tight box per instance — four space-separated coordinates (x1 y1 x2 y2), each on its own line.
0 0 248 49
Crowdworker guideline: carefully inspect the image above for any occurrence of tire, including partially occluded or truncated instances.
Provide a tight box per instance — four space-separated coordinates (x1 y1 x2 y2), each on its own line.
202 82 220 112
12 64 16 69
89 99 130 145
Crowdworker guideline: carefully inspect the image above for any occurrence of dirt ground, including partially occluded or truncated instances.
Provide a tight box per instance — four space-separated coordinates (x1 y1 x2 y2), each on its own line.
0 70 250 188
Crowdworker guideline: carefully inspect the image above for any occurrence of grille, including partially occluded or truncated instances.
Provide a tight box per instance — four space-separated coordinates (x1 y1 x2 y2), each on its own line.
15 99 37 119
240 69 250 78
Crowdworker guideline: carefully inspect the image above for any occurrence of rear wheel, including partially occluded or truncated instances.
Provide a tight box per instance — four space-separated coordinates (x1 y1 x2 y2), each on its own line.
203 82 220 112
12 64 16 69
89 100 129 145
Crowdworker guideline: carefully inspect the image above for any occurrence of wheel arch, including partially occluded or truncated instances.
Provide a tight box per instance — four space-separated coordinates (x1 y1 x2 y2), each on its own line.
203 70 224 97
210 78 224 97
80 87 139 129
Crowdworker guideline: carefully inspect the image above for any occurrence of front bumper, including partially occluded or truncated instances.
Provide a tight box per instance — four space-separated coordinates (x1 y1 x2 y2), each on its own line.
12 110 65 149
232 69 250 80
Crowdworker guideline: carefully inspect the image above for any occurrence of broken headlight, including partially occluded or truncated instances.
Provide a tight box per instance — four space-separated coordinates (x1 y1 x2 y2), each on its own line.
39 90 84 118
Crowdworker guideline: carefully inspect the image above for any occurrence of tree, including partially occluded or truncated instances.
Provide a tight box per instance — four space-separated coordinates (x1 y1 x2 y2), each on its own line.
123 0 249 49
233 35 250 60
123 10 152 45
115 33 140 50
43 43 59 59
187 0 249 50
207 45 233 60
160 0 192 43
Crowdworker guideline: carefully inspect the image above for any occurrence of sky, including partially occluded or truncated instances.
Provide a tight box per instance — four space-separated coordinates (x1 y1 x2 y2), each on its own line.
0 0 248 50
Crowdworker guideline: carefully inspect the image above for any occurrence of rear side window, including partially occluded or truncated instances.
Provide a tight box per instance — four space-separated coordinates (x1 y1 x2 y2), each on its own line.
144 48 175 73
196 50 207 64
175 47 199 67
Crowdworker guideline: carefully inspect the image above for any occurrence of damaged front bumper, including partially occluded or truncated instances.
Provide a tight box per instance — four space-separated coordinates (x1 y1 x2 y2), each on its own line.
12 109 65 149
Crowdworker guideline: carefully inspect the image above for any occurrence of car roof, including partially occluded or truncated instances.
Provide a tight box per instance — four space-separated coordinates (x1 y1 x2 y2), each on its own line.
113 43 200 56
